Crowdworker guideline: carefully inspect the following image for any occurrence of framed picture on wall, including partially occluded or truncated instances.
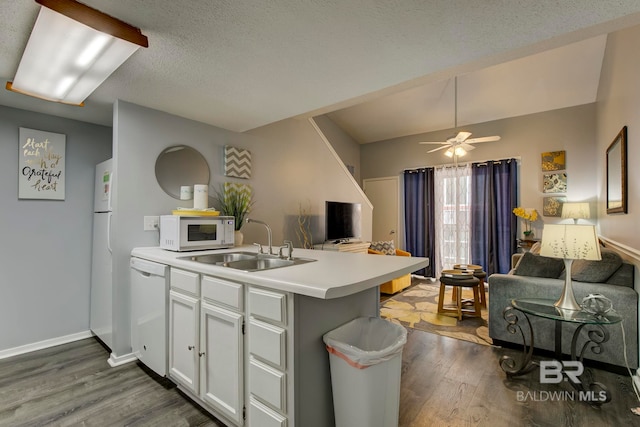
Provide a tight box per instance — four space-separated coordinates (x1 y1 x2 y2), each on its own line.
541 150 566 171
543 196 567 217
224 145 252 179
18 127 66 200
543 173 567 193
606 126 627 214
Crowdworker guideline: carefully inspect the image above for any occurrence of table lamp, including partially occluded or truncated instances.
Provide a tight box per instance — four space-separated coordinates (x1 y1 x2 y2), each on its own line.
539 224 601 311
561 202 590 224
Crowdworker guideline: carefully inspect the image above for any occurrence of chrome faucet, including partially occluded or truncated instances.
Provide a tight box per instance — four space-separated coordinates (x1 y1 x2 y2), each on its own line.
246 218 273 255
279 240 293 260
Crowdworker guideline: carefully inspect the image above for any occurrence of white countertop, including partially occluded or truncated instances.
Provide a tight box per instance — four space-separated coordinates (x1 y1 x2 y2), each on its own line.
131 246 429 299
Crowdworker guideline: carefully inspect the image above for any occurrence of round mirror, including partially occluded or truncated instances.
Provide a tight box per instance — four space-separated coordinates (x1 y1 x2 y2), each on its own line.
155 145 210 199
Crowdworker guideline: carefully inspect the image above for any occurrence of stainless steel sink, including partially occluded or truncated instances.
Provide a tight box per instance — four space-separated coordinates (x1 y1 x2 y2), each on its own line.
180 251 257 264
178 251 315 272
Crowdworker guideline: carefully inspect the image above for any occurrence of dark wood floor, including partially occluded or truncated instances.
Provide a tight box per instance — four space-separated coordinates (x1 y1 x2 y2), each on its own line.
0 339 222 427
1 332 639 426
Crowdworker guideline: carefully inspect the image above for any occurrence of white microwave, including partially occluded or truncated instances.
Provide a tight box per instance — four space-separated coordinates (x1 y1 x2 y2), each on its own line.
160 215 235 251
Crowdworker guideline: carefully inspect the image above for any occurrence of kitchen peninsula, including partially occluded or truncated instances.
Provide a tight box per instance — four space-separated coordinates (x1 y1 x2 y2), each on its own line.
131 246 428 427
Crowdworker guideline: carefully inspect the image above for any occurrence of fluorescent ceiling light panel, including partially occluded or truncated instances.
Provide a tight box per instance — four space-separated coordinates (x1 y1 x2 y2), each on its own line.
7 0 147 105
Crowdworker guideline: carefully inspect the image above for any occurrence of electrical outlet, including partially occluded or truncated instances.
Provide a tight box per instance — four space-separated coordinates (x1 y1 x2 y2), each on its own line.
144 216 159 231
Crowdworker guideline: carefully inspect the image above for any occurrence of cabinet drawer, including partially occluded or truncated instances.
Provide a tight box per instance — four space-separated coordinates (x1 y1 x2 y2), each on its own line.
201 275 243 311
170 268 200 296
249 357 286 412
249 396 287 427
249 318 286 369
248 287 287 325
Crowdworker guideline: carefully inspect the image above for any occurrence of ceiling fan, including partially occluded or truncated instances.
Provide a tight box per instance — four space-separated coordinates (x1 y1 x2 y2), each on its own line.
418 76 501 158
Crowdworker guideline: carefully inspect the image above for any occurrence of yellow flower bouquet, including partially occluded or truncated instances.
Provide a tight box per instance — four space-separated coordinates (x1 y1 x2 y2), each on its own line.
513 207 538 237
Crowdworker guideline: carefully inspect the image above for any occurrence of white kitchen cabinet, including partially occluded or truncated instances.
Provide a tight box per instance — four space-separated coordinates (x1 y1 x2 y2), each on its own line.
246 286 291 425
134 246 424 427
169 268 245 426
200 302 244 425
168 289 199 393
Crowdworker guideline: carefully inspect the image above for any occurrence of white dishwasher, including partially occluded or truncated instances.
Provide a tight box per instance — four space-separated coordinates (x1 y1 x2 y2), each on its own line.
130 257 169 377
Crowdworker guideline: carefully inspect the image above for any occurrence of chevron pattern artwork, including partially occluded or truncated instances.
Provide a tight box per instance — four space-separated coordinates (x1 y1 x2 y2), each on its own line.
370 240 396 255
224 145 252 179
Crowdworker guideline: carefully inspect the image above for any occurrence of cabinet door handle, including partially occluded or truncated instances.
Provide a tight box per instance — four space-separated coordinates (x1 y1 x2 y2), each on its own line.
199 352 205 357
188 345 195 350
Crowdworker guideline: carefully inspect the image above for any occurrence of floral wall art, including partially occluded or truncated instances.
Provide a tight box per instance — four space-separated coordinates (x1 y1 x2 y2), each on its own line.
543 196 566 217
541 150 565 171
541 150 567 216
543 172 567 193
18 127 65 200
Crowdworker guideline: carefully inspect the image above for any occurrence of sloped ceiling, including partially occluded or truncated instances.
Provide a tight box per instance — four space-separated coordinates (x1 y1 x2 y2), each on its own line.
1 1 640 137
326 36 608 143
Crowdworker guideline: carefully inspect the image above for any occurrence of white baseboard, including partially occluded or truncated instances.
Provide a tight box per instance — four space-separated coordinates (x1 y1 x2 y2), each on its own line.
108 352 137 367
0 330 93 360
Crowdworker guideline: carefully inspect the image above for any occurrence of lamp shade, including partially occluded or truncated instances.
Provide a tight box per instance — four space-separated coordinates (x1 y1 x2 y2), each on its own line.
540 224 601 311
561 202 590 220
7 0 147 105
539 224 601 261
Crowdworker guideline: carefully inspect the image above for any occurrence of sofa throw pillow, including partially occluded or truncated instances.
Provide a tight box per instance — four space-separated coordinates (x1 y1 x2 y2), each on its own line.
370 240 395 255
568 248 623 283
514 252 564 278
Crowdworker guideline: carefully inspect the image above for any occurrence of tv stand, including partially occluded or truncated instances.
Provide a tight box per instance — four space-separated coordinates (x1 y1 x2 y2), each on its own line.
314 240 370 254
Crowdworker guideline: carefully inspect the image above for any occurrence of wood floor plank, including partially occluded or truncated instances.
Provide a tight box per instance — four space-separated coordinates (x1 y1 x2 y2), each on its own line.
1 329 639 426
0 339 221 427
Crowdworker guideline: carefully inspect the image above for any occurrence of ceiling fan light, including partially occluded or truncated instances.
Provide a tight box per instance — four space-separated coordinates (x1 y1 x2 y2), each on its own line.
444 147 454 157
7 0 147 105
454 146 467 157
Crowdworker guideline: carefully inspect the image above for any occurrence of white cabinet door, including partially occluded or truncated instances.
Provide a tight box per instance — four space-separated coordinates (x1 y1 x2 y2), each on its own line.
200 301 244 425
169 290 200 393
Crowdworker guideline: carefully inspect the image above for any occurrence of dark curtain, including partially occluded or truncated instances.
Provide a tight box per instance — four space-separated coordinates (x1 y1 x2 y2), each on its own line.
470 159 518 274
403 168 435 277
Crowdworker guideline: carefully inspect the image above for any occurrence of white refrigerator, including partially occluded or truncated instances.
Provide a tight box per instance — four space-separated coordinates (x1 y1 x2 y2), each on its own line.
90 159 113 349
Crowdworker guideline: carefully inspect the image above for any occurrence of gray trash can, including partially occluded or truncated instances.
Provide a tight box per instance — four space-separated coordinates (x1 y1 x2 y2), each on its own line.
323 317 407 427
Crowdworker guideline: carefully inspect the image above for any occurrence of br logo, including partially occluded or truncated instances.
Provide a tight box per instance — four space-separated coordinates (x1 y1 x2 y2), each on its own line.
539 360 584 384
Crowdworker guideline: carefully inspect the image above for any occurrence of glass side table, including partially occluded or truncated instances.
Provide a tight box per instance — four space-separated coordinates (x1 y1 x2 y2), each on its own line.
500 298 622 405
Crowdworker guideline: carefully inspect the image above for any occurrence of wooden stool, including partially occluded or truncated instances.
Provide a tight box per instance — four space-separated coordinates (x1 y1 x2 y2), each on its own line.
451 264 487 308
438 276 481 320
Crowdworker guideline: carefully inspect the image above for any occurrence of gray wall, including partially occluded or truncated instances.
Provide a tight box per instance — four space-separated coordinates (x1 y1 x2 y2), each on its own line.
596 24 640 251
313 115 361 182
246 117 372 246
111 100 257 357
0 105 111 352
361 104 599 238
111 101 371 357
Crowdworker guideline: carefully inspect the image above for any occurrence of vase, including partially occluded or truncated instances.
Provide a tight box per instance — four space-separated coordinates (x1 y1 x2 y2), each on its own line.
234 230 244 246
523 231 533 240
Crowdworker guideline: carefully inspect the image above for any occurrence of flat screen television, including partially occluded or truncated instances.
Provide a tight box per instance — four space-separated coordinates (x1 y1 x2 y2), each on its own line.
325 201 361 242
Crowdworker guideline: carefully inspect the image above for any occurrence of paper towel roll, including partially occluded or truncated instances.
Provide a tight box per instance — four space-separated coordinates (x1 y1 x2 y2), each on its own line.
180 185 193 200
193 184 208 209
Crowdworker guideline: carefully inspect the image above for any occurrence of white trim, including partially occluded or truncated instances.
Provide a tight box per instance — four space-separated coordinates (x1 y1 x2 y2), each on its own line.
0 330 93 360
108 352 138 367
599 236 640 264
308 117 373 209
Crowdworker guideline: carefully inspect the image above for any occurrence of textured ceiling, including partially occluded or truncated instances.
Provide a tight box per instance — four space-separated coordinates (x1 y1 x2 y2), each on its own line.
1 1 640 136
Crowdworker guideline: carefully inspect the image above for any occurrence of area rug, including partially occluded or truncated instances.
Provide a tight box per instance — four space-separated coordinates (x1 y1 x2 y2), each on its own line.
381 280 493 346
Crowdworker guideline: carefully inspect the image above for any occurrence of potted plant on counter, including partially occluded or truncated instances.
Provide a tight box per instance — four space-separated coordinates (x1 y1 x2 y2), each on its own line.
214 183 254 246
